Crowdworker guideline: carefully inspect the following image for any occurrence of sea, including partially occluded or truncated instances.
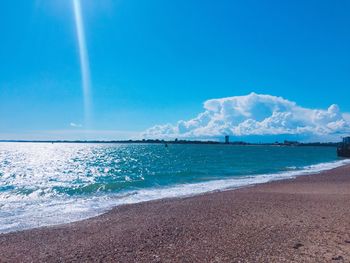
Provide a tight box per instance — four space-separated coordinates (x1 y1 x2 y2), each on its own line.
0 142 349 233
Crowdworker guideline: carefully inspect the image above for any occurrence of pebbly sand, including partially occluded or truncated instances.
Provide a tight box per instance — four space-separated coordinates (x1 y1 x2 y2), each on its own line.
1 165 350 262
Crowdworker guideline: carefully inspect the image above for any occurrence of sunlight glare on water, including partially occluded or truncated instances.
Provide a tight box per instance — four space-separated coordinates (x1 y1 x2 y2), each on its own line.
0 142 348 233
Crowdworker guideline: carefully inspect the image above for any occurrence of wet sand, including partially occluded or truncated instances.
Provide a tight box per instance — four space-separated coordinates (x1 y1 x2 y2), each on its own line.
1 165 350 262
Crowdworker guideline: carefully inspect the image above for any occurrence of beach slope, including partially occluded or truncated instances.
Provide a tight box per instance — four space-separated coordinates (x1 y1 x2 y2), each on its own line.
1 165 350 262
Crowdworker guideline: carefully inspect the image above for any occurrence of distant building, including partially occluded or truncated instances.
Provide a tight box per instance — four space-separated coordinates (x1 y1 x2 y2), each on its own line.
343 137 350 144
337 137 350 157
225 135 230 144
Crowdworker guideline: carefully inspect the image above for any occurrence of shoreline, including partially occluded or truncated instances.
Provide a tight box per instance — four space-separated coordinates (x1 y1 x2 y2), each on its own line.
1 158 349 234
1 164 350 262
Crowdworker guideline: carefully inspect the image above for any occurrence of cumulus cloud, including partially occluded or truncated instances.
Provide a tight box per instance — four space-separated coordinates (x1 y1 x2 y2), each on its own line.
343 113 350 123
143 93 350 141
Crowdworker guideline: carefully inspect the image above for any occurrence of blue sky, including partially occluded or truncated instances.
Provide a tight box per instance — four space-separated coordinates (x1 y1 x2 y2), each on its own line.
0 0 350 141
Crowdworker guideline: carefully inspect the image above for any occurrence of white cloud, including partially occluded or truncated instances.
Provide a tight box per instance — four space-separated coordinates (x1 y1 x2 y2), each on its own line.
143 93 350 141
70 122 83 128
343 113 350 123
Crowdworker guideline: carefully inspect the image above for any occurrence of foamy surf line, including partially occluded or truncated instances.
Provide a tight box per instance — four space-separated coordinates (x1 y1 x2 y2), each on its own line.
1 159 349 234
112 159 350 204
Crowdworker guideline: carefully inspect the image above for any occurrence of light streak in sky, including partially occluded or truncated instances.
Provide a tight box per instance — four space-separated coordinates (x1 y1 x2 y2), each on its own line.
73 0 91 127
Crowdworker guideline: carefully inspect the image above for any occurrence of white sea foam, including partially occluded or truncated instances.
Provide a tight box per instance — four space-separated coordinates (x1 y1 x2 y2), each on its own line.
1 158 349 234
111 159 350 203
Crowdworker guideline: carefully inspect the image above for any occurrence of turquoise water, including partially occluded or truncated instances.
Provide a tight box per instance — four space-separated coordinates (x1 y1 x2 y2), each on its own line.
0 142 348 233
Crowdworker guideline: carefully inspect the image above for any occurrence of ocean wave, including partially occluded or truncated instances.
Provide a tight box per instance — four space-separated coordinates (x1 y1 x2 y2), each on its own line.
1 158 349 234
111 159 350 204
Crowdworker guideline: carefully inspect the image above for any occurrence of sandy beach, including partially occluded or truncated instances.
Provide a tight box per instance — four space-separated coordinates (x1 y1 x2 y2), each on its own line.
1 165 350 262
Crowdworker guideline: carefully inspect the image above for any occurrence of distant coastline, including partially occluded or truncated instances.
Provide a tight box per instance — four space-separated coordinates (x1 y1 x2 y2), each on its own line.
0 139 340 147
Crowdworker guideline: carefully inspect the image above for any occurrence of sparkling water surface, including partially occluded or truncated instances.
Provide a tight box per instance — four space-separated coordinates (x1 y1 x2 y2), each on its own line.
0 142 348 233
